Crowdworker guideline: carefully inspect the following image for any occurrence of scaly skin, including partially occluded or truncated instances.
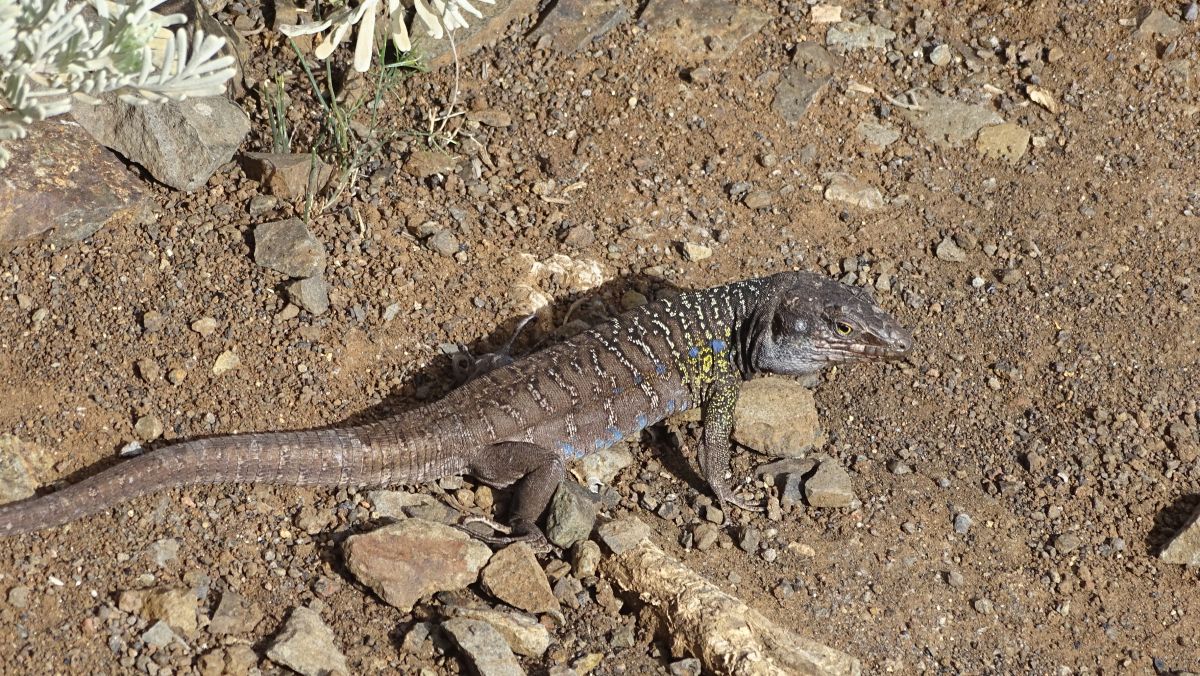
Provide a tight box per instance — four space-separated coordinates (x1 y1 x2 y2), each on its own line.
0 271 912 539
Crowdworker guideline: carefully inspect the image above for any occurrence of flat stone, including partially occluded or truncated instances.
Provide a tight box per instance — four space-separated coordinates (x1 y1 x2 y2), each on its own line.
344 519 491 612
596 516 652 555
426 230 461 257
1134 7 1185 40
826 20 895 51
0 121 150 246
239 152 332 200
824 173 885 209
530 0 630 54
772 43 838 122
72 94 250 191
467 109 514 128
141 620 180 649
266 607 349 676
209 590 263 636
212 351 240 375
803 461 856 508
286 276 330 315
681 242 713 262
641 0 771 61
545 480 598 549
447 606 550 657
0 435 38 504
1160 503 1200 565
809 4 842 23
976 123 1031 164
480 543 559 614
366 490 455 523
935 235 968 263
856 120 900 150
406 150 459 178
732 377 823 457
254 218 327 278
902 92 1004 148
442 618 525 676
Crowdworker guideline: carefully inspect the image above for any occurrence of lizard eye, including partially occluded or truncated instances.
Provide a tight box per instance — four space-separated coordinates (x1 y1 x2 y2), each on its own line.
835 321 853 336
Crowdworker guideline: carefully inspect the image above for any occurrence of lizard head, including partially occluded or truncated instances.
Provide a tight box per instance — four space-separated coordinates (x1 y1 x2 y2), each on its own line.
745 271 913 377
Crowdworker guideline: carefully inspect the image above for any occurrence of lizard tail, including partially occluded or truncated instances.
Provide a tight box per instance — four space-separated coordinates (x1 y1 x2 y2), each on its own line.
0 427 387 536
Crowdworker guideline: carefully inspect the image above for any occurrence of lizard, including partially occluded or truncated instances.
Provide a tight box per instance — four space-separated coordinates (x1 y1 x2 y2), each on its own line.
0 271 913 541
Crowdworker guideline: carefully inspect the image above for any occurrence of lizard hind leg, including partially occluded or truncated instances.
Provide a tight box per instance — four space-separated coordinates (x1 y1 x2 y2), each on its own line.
463 441 565 547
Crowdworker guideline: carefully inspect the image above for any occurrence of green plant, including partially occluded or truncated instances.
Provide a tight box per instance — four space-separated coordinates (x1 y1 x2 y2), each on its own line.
289 38 417 219
265 74 292 153
0 0 236 167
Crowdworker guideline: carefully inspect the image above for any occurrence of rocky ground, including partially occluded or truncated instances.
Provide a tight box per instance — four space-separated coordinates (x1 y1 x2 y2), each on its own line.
2 0 1200 674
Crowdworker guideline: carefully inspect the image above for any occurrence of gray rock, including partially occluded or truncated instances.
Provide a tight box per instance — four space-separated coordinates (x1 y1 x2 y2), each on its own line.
902 92 1004 148
446 606 550 657
481 543 559 614
546 481 598 549
1186 2 1198 22
1134 7 1185 40
427 230 461 257
367 490 455 523
344 520 491 612
773 43 839 123
733 377 823 457
1160 504 1200 565
530 0 630 53
936 236 968 262
803 461 855 508
254 218 327 278
0 120 150 246
141 620 179 649
442 618 525 676
209 590 263 636
597 517 652 555
72 94 250 191
240 152 333 200
826 20 896 51
824 173 885 210
286 276 330 315
929 44 952 66
148 538 179 568
641 0 770 62
856 120 900 150
0 435 38 504
266 607 349 676
953 512 973 534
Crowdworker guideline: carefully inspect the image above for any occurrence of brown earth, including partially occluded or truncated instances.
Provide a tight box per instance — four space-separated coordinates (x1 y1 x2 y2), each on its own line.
1 1 1199 674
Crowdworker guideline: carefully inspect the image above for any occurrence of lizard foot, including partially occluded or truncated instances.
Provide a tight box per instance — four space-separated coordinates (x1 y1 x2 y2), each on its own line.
721 493 764 513
455 518 552 552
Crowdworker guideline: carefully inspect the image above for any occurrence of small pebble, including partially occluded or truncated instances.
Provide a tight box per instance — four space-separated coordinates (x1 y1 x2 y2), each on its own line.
953 512 973 534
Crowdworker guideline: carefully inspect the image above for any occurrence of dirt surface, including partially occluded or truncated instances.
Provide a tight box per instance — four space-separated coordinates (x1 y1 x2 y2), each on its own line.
2 1 1200 673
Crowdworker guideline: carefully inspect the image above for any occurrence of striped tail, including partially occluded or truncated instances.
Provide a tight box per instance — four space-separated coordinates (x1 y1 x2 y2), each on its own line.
0 428 383 536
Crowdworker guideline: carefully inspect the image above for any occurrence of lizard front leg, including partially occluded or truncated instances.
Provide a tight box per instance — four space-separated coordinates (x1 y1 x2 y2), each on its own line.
699 372 762 513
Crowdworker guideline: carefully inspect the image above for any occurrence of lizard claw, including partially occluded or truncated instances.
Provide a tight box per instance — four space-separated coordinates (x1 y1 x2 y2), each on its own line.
454 517 552 552
724 494 764 513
